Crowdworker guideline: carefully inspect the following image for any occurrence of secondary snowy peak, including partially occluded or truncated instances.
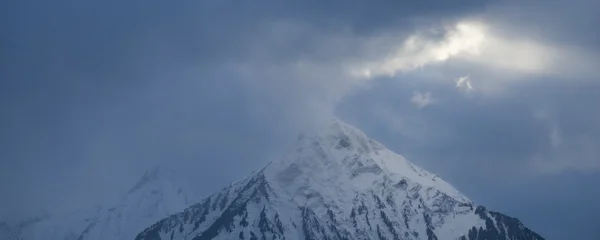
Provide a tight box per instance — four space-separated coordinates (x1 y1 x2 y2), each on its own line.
10 208 100 240
12 165 198 240
136 119 544 240
74 165 198 240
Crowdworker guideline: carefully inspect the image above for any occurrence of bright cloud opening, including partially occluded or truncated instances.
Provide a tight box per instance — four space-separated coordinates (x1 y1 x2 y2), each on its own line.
351 20 561 79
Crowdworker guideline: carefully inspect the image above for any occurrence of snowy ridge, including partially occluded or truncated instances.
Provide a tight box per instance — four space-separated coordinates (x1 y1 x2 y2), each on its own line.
10 166 198 240
136 119 545 240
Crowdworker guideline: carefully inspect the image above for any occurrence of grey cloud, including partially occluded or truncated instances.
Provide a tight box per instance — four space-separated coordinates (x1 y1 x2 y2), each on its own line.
483 0 600 48
342 75 600 175
1 0 599 239
338 74 600 239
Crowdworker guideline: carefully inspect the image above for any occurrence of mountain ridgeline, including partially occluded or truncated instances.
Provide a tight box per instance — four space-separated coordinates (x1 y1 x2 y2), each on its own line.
135 120 544 240
4 119 542 240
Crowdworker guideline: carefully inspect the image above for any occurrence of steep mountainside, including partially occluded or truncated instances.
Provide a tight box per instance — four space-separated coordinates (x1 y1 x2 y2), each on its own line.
136 119 544 240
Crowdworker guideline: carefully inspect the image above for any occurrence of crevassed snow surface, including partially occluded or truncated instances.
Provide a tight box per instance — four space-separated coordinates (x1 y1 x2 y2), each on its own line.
136 119 544 240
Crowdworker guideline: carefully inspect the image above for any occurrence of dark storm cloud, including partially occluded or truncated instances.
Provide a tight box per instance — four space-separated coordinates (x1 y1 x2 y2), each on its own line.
1 0 599 239
1 0 494 215
1 0 493 71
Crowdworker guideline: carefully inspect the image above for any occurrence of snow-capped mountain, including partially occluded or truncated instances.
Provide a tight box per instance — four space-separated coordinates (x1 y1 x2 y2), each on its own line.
11 166 198 240
136 119 544 240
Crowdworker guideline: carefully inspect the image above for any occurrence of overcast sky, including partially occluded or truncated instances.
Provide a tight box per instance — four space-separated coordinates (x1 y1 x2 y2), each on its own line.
1 0 599 239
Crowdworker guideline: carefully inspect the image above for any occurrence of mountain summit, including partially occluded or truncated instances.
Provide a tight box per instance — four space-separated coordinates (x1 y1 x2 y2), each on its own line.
136 119 544 240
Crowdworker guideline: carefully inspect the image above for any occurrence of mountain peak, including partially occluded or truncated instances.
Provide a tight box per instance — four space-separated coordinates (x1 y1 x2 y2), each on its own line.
267 118 469 204
298 118 371 147
136 118 545 240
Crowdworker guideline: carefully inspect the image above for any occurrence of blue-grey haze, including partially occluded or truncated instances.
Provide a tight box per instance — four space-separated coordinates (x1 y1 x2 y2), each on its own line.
1 0 599 239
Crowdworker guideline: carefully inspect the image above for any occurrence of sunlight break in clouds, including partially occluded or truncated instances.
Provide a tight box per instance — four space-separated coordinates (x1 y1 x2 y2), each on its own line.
352 20 559 79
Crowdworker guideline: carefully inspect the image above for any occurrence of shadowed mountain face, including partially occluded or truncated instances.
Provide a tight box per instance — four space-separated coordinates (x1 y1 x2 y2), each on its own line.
136 119 544 240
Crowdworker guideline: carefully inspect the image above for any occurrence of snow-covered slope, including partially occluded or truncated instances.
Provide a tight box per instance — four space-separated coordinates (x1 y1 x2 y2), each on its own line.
136 119 544 240
11 166 198 240
76 166 198 240
13 208 101 240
